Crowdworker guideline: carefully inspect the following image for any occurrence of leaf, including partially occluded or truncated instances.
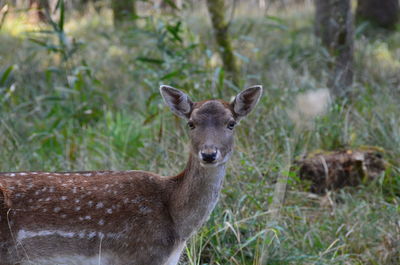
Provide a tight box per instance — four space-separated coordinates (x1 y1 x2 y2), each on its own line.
265 15 285 24
145 92 160 107
57 0 65 31
160 70 181 80
30 30 57 35
166 21 183 43
143 110 159 125
265 15 288 31
355 21 369 37
0 65 13 86
136 57 164 64
162 0 179 10
28 38 48 47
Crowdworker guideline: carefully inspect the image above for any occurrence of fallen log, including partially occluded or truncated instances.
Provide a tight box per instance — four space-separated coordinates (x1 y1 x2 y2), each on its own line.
297 148 385 194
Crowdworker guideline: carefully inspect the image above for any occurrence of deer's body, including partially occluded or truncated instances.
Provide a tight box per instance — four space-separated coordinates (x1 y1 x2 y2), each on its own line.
0 85 262 265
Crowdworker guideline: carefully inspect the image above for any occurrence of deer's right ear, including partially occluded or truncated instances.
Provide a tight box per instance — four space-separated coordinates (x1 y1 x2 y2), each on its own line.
160 85 193 119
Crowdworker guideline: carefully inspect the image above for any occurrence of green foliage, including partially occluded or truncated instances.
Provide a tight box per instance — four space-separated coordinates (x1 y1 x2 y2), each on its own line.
0 2 399 264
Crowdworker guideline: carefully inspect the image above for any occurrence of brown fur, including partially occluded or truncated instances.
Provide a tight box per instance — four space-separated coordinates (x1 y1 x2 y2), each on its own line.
0 171 178 264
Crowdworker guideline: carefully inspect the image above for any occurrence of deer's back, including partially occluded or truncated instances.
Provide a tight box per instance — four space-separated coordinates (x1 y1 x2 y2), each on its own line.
0 171 179 265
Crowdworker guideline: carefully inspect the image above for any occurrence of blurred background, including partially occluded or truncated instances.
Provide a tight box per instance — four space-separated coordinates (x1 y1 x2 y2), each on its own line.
0 0 399 264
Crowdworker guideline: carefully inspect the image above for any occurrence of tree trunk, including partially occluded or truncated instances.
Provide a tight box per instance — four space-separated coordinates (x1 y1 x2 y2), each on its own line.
315 0 354 97
112 0 136 26
206 0 240 87
356 0 399 29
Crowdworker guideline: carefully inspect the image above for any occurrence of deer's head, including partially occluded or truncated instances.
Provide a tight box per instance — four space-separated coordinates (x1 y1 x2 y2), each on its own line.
160 85 262 167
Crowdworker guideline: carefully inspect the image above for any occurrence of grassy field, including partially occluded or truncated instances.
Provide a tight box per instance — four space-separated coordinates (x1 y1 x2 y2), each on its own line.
1 2 399 264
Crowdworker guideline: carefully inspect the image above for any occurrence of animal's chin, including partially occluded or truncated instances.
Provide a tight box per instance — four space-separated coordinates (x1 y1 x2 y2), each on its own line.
199 160 222 168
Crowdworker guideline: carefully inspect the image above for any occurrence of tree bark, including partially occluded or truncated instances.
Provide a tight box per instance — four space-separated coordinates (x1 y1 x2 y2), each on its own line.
112 0 136 26
206 0 240 87
315 0 354 97
356 0 399 29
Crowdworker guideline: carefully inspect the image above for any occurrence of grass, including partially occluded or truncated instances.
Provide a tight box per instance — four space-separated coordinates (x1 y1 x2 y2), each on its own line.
0 2 399 264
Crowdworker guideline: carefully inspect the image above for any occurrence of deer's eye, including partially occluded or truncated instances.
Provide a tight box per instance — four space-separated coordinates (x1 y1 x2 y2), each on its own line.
227 121 236 130
187 121 195 130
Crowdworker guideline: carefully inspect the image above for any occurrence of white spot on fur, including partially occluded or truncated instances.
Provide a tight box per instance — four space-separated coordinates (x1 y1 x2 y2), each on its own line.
53 207 61 213
139 206 152 214
96 202 104 209
75 206 81 211
17 229 76 241
131 198 141 204
106 208 112 214
60 196 67 200
98 219 105 226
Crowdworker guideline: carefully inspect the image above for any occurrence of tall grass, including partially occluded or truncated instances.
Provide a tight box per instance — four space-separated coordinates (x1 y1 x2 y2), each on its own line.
0 2 399 264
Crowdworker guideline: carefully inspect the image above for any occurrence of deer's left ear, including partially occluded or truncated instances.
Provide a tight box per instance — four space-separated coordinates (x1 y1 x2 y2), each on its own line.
231 85 263 119
160 85 193 120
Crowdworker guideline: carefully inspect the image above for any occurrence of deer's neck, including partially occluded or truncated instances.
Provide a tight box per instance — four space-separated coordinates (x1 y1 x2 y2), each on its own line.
169 154 226 240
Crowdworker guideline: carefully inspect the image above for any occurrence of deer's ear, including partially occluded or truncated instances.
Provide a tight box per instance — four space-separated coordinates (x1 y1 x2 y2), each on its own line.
231 85 263 119
160 85 193 119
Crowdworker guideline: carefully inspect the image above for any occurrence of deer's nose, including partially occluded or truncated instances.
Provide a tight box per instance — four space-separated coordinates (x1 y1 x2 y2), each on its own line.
200 150 218 163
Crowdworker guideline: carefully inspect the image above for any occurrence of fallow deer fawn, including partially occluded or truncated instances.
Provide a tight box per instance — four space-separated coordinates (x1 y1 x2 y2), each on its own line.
0 85 262 265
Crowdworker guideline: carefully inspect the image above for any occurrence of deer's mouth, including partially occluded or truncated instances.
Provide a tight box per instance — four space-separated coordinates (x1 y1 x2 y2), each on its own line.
200 160 219 167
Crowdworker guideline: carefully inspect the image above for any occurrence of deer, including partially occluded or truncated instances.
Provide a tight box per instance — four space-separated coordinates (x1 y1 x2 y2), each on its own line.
0 85 262 265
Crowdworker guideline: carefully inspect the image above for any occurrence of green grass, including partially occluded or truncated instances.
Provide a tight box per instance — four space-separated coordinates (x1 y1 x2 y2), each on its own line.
0 3 399 264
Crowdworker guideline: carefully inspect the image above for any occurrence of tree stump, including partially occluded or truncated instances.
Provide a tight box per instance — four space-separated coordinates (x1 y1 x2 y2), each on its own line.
297 148 385 194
